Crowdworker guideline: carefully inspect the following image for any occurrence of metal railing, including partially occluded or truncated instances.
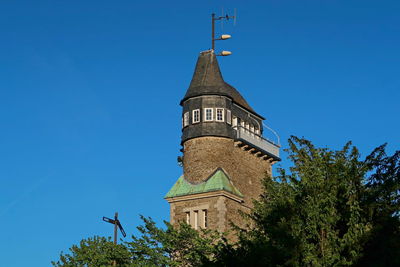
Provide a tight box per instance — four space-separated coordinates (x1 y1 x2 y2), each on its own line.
233 126 280 158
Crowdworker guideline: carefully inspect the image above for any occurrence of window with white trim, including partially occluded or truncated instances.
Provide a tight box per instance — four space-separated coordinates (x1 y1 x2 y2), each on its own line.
226 110 232 124
232 116 237 127
216 108 224 122
183 112 189 127
192 109 200 123
185 212 190 224
194 210 199 230
255 128 260 140
204 108 213 121
202 210 208 228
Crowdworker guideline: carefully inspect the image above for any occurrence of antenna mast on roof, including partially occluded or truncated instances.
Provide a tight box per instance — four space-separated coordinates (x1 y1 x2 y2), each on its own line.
211 9 236 56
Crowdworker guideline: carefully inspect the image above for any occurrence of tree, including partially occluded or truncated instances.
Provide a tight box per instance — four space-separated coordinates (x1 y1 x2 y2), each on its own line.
53 137 400 267
126 216 219 266
355 145 400 267
51 236 132 267
52 217 220 267
211 137 375 266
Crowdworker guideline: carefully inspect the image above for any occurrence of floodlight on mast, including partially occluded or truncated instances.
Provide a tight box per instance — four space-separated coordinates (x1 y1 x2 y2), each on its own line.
211 9 236 56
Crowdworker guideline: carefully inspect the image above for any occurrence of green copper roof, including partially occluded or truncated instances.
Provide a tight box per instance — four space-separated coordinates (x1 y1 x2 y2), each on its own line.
165 169 243 199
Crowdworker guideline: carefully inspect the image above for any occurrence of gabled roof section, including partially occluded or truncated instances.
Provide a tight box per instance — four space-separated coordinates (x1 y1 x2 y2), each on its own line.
165 168 243 199
181 50 262 117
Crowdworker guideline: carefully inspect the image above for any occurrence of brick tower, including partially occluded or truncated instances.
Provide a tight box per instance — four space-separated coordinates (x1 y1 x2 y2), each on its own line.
165 50 280 233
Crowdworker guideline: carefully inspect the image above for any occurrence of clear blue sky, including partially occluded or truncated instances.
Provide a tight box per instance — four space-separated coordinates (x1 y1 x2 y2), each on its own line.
0 0 399 266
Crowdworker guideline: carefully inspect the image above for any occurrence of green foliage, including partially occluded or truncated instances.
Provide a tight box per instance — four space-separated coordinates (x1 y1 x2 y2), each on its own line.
53 217 220 267
210 137 400 267
355 145 400 267
53 137 400 267
51 236 131 267
126 215 219 266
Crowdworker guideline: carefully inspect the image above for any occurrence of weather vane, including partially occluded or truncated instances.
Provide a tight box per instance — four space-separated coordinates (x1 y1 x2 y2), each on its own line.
211 9 236 56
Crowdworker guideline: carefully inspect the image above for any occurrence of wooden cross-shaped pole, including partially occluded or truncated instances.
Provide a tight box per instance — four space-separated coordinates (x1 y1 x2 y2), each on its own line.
103 212 127 244
113 212 118 244
103 212 127 266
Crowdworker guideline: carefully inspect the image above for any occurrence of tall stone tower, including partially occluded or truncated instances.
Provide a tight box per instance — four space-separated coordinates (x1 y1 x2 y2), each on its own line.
165 50 280 233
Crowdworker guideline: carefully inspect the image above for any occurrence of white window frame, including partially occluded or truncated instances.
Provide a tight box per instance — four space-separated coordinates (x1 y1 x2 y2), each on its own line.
250 125 255 137
202 210 207 228
186 212 190 224
204 108 213 122
232 116 237 127
226 110 231 124
255 128 260 140
183 112 189 127
194 210 198 230
216 108 224 122
192 109 200 123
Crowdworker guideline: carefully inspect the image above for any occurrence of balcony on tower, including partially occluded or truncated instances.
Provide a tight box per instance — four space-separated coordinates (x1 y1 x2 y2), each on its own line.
233 125 280 162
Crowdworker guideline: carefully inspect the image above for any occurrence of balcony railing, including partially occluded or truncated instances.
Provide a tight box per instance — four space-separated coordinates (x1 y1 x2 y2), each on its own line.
233 126 280 159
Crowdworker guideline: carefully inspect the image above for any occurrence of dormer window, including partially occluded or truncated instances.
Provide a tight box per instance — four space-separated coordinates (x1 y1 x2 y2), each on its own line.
192 109 200 123
183 112 189 127
204 108 213 121
216 108 224 122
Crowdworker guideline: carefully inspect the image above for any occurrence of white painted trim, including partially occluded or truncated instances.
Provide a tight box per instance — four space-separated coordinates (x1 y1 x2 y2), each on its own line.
183 112 189 127
204 108 214 122
194 210 198 229
186 212 190 224
232 102 265 121
165 190 244 204
226 109 232 124
202 209 207 228
216 108 224 122
192 109 200 123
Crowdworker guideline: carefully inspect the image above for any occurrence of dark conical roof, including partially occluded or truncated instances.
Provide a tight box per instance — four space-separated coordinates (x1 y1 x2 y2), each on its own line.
181 50 258 115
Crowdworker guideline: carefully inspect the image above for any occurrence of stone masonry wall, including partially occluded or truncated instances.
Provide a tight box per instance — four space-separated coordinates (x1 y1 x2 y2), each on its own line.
182 136 272 207
170 196 227 232
170 195 248 235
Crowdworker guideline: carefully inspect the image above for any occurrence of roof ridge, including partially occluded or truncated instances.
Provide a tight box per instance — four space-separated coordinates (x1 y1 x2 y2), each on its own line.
164 168 243 199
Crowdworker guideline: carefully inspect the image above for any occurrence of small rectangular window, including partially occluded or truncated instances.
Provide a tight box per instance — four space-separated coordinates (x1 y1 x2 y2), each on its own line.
186 212 190 224
202 210 207 228
192 109 200 123
232 116 237 127
194 211 198 229
226 110 231 124
216 108 224 122
183 112 189 127
204 108 213 121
